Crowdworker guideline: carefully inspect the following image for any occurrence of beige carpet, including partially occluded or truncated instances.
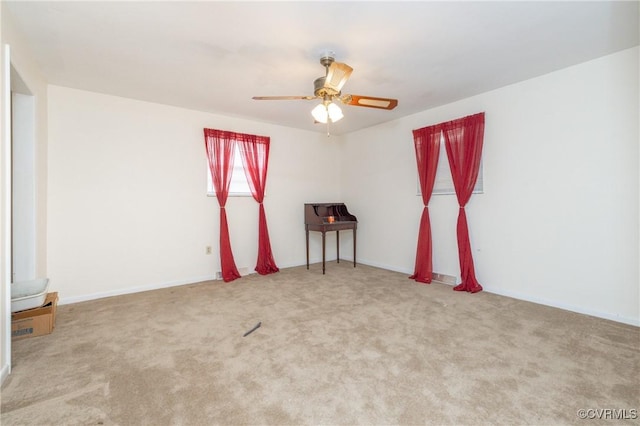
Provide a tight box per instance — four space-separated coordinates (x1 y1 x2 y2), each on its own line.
1 262 638 425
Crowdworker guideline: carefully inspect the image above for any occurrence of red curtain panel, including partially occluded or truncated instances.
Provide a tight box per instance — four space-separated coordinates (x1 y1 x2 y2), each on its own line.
204 128 241 282
410 124 441 283
237 134 279 275
441 112 485 293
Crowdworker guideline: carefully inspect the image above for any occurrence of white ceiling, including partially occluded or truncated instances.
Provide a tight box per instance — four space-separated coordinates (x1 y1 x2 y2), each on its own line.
5 1 639 135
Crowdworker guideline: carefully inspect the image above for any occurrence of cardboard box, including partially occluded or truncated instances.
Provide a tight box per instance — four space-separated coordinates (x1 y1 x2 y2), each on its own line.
11 292 58 340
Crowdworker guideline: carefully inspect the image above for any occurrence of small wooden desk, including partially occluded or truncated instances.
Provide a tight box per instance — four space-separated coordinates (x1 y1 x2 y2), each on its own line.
305 221 357 274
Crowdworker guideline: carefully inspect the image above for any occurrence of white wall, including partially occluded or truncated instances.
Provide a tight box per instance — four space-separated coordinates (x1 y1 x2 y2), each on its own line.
340 47 639 325
47 86 342 303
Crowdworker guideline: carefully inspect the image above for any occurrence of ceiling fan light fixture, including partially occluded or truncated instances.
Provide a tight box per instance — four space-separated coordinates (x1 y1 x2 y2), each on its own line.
327 102 344 122
311 103 328 123
311 102 343 124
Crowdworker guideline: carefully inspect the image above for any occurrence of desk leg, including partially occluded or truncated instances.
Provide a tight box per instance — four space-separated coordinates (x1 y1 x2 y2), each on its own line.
353 228 357 268
336 230 340 263
322 231 326 274
306 228 309 270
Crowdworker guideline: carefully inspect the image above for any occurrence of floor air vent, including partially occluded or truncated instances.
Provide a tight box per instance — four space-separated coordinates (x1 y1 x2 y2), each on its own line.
432 273 457 285
216 267 251 280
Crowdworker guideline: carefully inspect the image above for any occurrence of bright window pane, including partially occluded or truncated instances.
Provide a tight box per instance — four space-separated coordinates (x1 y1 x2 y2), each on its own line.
418 135 483 196
207 145 251 196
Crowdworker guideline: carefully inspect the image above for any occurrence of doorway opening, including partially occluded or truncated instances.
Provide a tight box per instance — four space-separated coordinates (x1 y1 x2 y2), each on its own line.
11 65 36 282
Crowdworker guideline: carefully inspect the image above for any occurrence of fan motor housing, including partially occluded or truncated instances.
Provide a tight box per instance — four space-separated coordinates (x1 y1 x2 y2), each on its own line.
313 77 339 97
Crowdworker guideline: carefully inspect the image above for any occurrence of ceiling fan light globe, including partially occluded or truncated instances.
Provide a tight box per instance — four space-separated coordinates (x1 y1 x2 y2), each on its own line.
311 103 329 123
327 102 344 122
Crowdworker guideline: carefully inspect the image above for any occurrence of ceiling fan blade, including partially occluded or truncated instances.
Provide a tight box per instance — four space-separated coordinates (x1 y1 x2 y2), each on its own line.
341 94 398 110
324 62 353 93
252 96 316 100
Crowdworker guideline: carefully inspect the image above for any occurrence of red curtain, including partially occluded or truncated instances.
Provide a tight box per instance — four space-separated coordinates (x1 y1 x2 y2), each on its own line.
237 134 279 275
441 112 485 293
204 128 241 282
410 124 441 283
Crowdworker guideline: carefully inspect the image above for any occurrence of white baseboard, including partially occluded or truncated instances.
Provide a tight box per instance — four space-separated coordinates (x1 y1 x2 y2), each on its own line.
57 263 639 327
357 259 639 326
59 275 216 306
1 362 10 386
482 285 640 327
356 258 414 276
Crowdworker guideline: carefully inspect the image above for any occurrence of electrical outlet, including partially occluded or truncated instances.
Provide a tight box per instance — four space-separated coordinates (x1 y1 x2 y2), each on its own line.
206 246 212 255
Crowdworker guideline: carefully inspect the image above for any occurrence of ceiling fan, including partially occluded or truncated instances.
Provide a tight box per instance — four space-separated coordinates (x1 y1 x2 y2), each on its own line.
252 53 398 126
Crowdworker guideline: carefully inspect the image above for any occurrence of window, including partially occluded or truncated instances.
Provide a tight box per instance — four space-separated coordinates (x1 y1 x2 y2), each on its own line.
419 135 483 196
207 144 251 196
